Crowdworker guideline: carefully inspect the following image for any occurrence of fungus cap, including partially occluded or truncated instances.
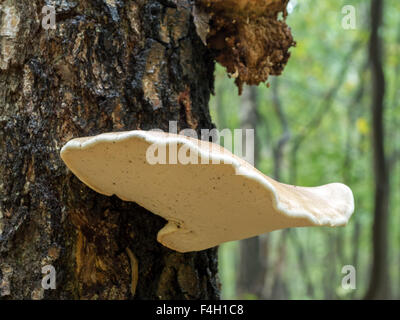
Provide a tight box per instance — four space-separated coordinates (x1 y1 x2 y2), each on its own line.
60 130 354 253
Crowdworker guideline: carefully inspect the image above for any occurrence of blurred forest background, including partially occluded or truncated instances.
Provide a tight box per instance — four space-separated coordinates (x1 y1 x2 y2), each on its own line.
211 0 399 300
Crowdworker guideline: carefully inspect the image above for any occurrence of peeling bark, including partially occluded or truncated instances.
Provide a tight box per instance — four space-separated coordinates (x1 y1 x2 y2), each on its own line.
0 0 219 300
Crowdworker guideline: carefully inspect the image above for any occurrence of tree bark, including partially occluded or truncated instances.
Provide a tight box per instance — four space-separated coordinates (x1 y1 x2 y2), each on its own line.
0 0 220 300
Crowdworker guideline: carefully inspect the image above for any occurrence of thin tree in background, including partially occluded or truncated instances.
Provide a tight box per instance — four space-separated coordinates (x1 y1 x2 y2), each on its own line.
268 78 291 300
344 62 368 299
237 86 267 299
365 0 391 300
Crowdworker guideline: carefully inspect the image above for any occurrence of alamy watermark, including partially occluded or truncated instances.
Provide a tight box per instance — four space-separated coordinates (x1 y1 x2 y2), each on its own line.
341 265 356 290
145 121 255 168
41 6 56 30
341 5 356 30
41 265 56 290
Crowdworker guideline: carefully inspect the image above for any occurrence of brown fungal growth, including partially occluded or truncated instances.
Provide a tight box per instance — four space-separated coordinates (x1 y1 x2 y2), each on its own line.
195 0 296 94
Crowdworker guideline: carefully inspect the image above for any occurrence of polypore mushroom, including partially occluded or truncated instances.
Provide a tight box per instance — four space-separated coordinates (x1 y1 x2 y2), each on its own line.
60 130 354 253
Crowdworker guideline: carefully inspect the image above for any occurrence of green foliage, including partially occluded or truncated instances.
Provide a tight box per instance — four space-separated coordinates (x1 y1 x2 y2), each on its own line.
211 0 400 299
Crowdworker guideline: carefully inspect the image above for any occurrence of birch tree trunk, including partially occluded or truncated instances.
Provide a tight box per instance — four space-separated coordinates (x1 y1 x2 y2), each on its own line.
0 0 219 300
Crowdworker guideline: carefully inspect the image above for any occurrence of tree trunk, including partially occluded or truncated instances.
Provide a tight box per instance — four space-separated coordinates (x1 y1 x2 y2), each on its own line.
0 0 220 300
364 0 391 300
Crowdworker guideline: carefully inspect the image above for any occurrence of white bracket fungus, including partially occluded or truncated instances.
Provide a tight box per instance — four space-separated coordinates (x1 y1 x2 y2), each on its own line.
61 130 354 253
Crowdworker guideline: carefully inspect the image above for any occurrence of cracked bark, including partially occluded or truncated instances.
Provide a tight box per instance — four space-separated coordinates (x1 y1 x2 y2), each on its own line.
0 0 219 300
